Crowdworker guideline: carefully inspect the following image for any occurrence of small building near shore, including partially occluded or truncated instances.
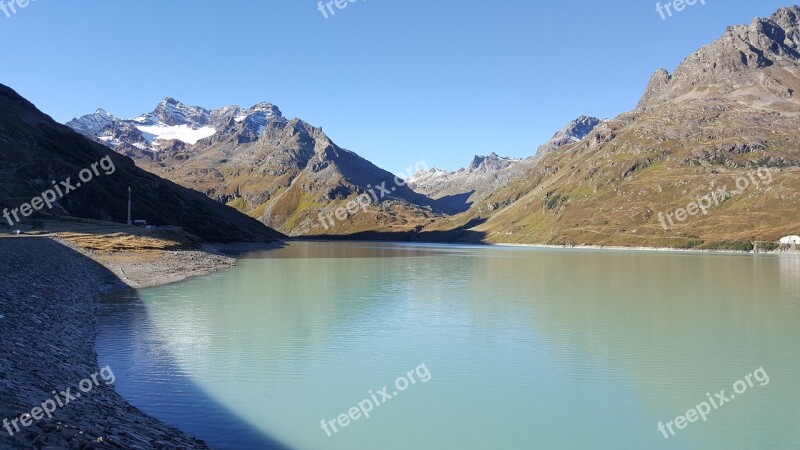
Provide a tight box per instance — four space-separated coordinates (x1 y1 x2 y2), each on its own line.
779 235 800 245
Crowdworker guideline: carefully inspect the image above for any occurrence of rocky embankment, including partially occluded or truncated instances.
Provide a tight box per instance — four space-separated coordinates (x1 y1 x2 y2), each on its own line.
0 237 213 449
56 239 238 289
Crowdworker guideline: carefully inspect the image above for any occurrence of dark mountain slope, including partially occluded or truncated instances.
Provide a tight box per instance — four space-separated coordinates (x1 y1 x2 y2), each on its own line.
0 84 284 243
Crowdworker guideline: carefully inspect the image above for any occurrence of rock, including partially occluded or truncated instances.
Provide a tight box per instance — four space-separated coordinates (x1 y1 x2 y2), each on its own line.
0 238 212 449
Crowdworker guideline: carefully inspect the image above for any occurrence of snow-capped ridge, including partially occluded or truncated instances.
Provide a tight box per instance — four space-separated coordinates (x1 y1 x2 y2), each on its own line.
68 98 287 152
66 109 117 136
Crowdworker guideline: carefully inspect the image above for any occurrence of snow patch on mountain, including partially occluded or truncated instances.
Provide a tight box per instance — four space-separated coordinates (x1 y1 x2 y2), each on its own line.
136 124 216 145
407 168 450 184
67 98 286 153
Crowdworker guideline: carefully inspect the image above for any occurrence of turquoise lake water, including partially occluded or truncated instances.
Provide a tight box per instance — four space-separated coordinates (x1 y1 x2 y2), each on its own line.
96 242 800 449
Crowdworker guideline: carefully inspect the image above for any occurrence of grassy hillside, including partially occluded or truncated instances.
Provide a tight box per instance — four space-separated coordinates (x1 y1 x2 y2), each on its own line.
138 118 441 237
425 101 800 249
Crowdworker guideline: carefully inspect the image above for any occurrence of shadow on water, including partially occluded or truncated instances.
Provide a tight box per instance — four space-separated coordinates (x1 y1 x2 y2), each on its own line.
96 287 296 450
0 237 293 449
302 218 488 243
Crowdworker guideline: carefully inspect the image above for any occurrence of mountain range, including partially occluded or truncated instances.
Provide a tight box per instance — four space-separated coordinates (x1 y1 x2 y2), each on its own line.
408 117 604 212
67 98 601 236
61 5 800 248
67 99 284 155
0 85 283 243
68 98 450 236
425 5 800 249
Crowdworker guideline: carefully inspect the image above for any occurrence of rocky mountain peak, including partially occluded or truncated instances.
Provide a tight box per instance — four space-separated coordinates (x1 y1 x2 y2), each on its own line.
637 69 673 109
66 108 117 135
465 152 519 173
569 116 603 135
769 5 800 30
250 101 282 114
208 102 286 131
69 98 293 153
537 115 603 154
638 6 800 108
1 83 282 242
467 154 490 172
238 102 285 126
148 98 210 127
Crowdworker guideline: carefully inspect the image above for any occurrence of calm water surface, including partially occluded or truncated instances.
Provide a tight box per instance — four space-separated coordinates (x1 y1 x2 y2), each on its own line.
96 242 800 449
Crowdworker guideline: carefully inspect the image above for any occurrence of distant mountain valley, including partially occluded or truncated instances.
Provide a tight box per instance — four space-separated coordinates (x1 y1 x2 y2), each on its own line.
63 5 800 248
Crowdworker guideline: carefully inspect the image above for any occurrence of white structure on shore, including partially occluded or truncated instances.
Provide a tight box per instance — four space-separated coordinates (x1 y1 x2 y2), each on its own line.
779 235 800 245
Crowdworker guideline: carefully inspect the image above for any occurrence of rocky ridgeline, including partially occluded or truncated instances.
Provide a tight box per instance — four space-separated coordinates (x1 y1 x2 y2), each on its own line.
536 116 604 155
0 238 212 449
639 6 800 107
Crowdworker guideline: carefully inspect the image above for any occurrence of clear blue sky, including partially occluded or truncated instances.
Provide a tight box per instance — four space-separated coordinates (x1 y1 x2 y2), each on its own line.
0 1 791 172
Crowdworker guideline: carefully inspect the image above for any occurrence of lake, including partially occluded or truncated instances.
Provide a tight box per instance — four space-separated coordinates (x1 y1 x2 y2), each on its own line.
96 242 800 449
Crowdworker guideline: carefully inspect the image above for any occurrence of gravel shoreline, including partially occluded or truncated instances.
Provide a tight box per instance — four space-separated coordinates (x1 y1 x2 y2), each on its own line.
0 237 257 449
